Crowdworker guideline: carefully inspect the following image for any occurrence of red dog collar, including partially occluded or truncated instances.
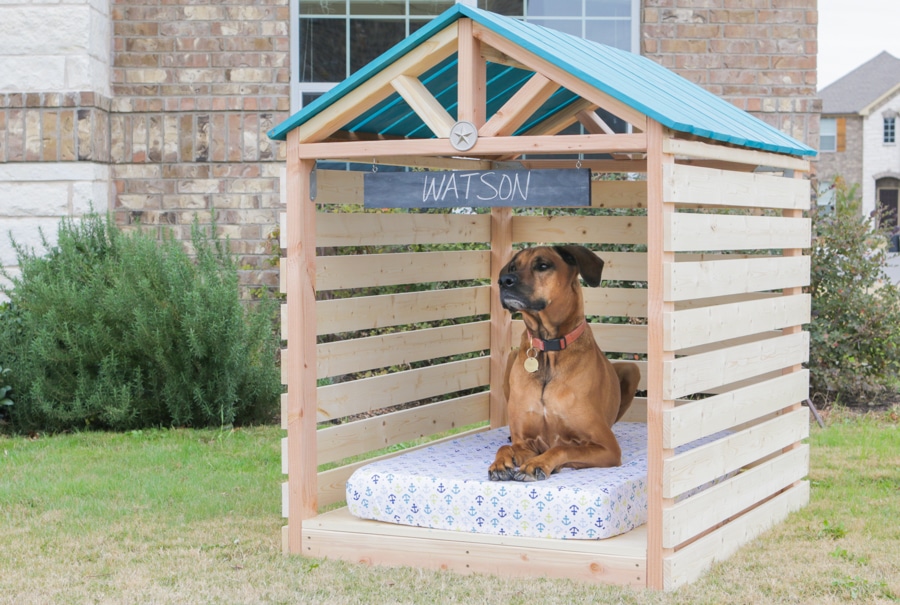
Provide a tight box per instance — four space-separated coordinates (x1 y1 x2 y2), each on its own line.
527 320 588 352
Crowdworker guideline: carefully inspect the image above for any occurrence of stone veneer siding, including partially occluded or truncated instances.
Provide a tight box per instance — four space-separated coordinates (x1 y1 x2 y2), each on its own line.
1 0 820 294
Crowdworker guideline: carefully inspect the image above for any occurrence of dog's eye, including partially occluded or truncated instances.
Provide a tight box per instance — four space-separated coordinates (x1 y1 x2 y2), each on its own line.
535 261 552 272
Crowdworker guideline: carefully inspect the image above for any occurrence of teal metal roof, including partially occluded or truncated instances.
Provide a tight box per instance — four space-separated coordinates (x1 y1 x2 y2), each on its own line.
269 4 816 157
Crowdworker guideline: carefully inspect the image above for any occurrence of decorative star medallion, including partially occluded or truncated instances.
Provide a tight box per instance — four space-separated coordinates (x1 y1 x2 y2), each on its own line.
449 120 478 151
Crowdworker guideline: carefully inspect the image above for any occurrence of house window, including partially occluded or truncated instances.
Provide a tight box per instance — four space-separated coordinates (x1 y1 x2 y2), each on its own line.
292 0 640 112
820 118 836 152
885 117 896 144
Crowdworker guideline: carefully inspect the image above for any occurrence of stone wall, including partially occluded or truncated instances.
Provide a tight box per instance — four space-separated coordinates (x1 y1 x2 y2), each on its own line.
817 115 864 199
642 0 820 152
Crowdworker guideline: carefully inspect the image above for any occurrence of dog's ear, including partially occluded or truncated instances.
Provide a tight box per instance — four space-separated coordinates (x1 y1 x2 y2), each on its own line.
553 245 604 287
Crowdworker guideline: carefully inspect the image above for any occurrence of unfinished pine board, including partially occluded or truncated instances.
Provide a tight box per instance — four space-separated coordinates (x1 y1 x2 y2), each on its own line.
663 331 809 400
663 482 810 590
663 163 810 210
472 23 648 131
316 321 491 378
316 212 491 247
664 256 810 302
317 286 490 335
315 426 489 508
662 445 809 548
294 22 460 143
303 508 647 586
663 138 810 173
590 180 647 209
663 370 809 448
665 213 810 252
583 287 648 318
662 407 809 498
315 392 490 466
298 132 649 160
315 250 491 291
510 321 647 354
664 293 810 350
390 74 456 139
313 169 364 205
316 357 491 421
479 72 559 138
512 215 647 245
490 206 513 428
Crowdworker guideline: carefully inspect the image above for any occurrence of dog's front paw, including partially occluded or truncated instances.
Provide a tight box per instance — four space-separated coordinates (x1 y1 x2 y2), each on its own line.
513 467 548 482
488 466 516 481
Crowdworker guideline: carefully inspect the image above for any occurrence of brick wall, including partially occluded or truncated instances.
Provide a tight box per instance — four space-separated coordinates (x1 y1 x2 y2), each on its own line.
642 0 820 152
817 115 864 198
110 0 290 292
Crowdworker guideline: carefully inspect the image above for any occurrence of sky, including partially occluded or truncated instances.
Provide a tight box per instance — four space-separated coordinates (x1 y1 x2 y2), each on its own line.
817 0 900 89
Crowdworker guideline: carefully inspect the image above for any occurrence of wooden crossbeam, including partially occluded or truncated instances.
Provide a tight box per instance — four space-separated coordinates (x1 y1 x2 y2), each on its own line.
479 72 559 137
391 74 456 139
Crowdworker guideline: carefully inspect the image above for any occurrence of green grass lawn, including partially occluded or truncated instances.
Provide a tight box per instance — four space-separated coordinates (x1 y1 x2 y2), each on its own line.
1 408 898 605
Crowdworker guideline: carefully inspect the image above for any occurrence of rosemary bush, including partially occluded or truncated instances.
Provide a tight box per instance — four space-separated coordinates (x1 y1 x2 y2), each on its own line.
0 212 281 432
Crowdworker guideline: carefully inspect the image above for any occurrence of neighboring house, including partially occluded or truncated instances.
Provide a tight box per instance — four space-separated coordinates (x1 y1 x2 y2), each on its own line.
818 51 900 225
0 0 820 293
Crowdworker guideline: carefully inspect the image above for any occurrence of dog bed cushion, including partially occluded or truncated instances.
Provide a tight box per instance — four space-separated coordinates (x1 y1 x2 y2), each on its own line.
346 423 729 540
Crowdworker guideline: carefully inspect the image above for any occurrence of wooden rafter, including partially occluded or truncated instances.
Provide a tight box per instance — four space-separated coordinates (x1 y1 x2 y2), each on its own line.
479 72 559 137
457 17 487 127
391 74 456 139
294 23 459 143
472 23 647 133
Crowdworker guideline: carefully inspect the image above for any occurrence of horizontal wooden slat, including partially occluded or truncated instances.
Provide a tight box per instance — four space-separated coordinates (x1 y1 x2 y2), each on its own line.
315 426 489 508
663 407 809 498
664 255 810 302
316 250 491 291
316 212 491 247
664 163 810 210
316 286 490 335
583 287 648 318
316 392 490 466
663 481 810 590
512 215 647 245
662 445 809 548
314 169 364 204
317 321 490 379
664 331 808 399
511 320 647 354
316 357 490 421
665 213 811 252
663 138 811 172
590 180 647 209
664 370 809 448
665 293 810 351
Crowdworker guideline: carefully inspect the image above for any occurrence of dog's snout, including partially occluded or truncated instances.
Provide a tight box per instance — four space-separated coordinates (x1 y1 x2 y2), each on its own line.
499 273 518 288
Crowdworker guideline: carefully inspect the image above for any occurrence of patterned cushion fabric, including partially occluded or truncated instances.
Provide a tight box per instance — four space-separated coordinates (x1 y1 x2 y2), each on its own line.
346 423 726 540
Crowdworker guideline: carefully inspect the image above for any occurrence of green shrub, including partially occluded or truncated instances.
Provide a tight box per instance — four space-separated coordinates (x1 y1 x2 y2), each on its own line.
0 212 282 432
808 180 900 404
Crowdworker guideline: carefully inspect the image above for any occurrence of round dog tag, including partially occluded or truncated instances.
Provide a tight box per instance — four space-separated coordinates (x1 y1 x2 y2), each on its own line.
524 357 539 373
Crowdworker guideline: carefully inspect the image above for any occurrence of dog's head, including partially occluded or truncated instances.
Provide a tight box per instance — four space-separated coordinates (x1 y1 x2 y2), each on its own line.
497 245 604 319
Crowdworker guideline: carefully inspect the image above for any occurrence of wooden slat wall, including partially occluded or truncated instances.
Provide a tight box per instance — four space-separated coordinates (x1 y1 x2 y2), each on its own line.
657 158 812 589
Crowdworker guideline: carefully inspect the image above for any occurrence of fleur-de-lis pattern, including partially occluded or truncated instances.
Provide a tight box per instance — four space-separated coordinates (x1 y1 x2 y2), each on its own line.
346 423 731 541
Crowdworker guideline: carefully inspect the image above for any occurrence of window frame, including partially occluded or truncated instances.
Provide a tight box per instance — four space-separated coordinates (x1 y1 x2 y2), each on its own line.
820 117 836 153
884 116 896 145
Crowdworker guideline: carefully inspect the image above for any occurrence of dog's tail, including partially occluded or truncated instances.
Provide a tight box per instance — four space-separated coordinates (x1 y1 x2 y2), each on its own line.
613 363 641 423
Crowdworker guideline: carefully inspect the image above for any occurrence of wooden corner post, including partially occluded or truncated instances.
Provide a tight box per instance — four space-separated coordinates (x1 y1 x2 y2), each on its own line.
645 120 675 590
285 130 319 553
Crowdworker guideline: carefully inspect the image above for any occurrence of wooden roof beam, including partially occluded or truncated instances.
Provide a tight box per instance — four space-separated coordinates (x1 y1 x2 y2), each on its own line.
479 72 559 138
391 74 456 139
293 22 459 144
457 18 487 127
472 23 648 134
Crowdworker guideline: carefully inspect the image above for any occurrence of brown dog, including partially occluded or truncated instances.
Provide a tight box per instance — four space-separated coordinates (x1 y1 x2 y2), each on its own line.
488 245 641 482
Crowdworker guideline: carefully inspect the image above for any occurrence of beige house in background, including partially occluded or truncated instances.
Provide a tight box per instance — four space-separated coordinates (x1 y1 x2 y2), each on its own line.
0 0 820 292
818 51 900 225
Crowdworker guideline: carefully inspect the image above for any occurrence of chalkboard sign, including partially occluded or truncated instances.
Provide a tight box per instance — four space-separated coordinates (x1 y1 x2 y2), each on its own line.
363 168 591 209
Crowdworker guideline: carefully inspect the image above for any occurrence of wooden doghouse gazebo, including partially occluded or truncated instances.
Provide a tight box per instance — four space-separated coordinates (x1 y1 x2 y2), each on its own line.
268 5 816 591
